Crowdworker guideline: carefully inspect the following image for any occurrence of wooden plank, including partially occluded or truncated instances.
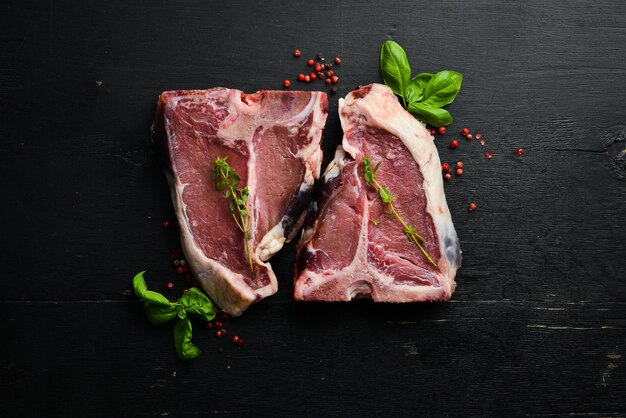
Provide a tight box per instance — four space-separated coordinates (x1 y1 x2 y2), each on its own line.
1 300 624 416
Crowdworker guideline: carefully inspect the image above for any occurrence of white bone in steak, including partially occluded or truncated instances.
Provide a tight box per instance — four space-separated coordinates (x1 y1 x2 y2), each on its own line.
153 88 327 315
294 83 460 302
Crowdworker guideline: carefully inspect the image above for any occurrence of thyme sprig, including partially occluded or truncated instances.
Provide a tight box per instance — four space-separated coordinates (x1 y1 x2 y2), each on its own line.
362 156 438 269
211 156 254 272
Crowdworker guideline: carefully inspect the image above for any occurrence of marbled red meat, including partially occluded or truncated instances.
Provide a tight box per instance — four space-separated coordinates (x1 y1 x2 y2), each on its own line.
153 88 327 315
295 84 460 302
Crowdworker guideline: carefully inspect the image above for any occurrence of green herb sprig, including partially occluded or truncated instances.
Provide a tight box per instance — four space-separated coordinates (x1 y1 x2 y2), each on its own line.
211 156 254 272
362 157 438 269
380 40 462 127
133 271 216 360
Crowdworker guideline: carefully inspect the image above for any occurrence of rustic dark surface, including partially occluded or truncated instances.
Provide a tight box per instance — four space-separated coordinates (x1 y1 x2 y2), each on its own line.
1 0 626 416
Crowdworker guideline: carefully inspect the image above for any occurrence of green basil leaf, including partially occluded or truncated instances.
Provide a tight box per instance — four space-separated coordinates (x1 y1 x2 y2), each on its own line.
173 317 201 360
407 102 453 126
380 40 411 98
133 271 171 307
404 73 433 103
421 70 463 107
145 304 179 324
179 287 216 322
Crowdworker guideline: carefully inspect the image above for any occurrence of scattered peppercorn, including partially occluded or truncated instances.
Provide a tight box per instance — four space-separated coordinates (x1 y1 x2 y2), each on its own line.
325 78 331 85
331 75 339 84
456 168 463 176
236 338 244 346
442 162 450 171
335 57 342 64
166 282 174 290
206 322 213 329
310 72 318 80
307 59 314 66
294 49 302 57
316 53 324 61
444 173 452 181
315 64 322 72
456 161 463 169
430 129 436 136
283 80 291 88
162 219 170 229
480 140 485 146
215 330 225 338
215 321 223 330
183 288 189 293
469 202 477 211
438 126 446 135
475 133 481 140
304 75 311 83
330 87 337 95
466 134 473 140
449 139 459 149
176 266 183 274
460 128 469 136
485 150 493 159
297 73 305 81
326 70 334 77
232 335 240 344
517 148 524 156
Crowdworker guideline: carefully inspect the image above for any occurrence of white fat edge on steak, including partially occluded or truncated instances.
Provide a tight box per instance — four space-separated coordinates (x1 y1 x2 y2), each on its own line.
338 83 459 289
295 156 453 302
164 90 278 316
254 92 326 260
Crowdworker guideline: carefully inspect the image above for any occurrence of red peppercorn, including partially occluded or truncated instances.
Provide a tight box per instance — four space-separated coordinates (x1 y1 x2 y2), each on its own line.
206 322 213 329
430 129 436 135
294 49 302 57
176 266 183 274
236 338 244 346
449 140 459 149
480 139 485 146
335 57 341 65
315 64 322 72
215 321 223 330
307 59 314 66
442 162 450 171
325 78 331 85
162 219 170 229
309 72 316 80
469 202 477 211
517 148 524 156
304 75 311 83
331 75 339 84
183 288 189 293
460 128 469 136
456 161 463 169
438 126 446 135
475 133 482 140
232 335 240 344
297 73 305 81
215 330 224 338
485 151 493 159
220 312 229 320
467 134 473 140
283 80 291 88
166 282 174 290
456 168 463 176
326 70 334 77
444 173 452 181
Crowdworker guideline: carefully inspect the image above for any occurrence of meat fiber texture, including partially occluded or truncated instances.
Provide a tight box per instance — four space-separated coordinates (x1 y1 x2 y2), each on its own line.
294 83 461 302
153 87 328 316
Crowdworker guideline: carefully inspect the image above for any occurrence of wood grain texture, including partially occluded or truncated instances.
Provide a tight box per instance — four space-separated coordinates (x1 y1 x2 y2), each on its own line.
1 0 625 416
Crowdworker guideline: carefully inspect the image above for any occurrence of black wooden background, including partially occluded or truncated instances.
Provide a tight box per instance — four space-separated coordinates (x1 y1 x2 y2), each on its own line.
2 0 625 416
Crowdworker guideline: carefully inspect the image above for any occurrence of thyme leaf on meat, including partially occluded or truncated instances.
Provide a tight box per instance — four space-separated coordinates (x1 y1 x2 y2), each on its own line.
211 156 254 272
362 157 438 269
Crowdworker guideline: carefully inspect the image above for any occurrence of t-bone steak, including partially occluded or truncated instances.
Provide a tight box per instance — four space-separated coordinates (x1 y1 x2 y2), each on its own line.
153 87 328 315
294 83 461 302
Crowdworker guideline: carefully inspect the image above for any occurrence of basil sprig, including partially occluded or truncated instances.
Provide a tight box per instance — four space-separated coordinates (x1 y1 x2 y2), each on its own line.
133 271 216 360
380 40 462 127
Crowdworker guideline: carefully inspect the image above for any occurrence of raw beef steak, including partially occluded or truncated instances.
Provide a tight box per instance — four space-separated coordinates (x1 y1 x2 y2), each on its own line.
153 88 327 315
294 83 460 302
